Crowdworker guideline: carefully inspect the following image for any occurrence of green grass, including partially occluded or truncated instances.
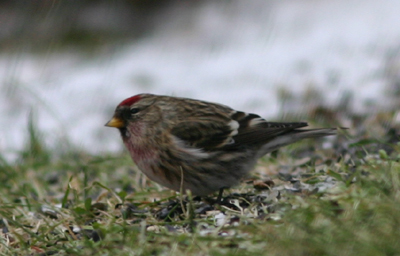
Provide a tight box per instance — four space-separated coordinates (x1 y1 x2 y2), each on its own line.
1 121 400 255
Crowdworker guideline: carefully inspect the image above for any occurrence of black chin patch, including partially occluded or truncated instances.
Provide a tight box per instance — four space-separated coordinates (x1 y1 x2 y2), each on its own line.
119 127 130 139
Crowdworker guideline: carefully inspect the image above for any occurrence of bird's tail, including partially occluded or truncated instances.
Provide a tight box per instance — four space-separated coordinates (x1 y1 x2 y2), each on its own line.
259 128 340 155
291 128 338 138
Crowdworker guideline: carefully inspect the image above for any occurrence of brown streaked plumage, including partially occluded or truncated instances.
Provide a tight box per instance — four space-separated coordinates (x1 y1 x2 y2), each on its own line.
106 94 337 196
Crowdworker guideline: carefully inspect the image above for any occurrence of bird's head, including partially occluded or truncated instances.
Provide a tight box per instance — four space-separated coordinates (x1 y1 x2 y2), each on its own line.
105 94 162 138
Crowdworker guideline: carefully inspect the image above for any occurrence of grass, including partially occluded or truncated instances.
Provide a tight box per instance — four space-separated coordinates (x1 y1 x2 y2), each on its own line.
0 116 400 256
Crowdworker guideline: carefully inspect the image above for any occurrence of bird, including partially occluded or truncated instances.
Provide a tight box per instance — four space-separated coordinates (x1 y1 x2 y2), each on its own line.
105 93 337 197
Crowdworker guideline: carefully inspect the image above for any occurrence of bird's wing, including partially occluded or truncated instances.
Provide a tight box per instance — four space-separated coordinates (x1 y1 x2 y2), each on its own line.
228 111 309 147
170 109 310 151
170 117 240 151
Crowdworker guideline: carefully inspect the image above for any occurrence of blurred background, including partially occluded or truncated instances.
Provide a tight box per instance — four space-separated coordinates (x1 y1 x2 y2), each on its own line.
1 0 400 160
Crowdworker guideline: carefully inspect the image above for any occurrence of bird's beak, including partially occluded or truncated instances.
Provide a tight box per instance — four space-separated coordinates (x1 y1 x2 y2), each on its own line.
105 117 125 128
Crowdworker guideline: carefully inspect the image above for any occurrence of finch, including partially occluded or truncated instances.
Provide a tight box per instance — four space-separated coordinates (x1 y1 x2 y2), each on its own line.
106 94 337 196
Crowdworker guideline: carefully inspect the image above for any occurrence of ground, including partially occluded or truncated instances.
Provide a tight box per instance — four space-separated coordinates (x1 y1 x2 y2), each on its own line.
1 108 399 256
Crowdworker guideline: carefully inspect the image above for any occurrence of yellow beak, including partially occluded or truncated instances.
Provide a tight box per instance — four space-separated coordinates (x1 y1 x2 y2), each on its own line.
105 117 125 128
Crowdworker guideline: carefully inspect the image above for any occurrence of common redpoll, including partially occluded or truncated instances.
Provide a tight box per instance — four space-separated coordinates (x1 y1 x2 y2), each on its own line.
106 94 337 196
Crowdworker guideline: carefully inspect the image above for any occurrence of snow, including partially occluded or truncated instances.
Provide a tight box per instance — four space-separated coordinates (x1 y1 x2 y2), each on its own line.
1 0 400 159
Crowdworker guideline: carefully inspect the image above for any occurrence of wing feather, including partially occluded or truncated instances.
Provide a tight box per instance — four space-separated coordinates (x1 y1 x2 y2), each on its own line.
170 109 324 152
170 118 238 150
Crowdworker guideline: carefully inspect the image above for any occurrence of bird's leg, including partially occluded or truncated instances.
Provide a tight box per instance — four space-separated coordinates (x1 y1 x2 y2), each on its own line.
215 187 225 204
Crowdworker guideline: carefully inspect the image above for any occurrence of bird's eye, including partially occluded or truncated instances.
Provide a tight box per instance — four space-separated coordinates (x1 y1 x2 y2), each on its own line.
130 108 140 114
